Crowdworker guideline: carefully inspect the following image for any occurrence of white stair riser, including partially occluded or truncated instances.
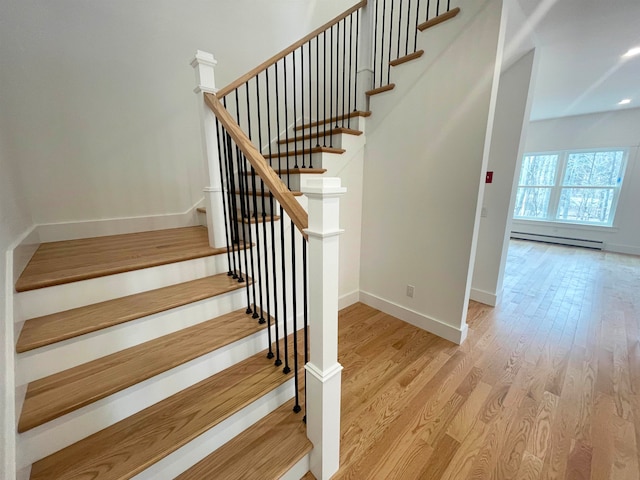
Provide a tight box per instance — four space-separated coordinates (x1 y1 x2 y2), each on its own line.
281 454 311 480
17 286 249 384
133 379 296 480
17 318 299 467
14 253 231 321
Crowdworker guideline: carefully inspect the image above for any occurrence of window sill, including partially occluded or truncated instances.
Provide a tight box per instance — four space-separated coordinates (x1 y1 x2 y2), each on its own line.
512 218 620 233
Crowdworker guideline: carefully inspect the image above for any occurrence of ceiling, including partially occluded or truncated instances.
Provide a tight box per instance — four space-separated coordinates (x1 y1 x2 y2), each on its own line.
505 0 640 121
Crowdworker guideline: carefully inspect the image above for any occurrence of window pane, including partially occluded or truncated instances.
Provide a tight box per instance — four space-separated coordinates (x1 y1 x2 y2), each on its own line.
556 188 615 224
513 187 552 219
563 151 624 187
518 155 558 186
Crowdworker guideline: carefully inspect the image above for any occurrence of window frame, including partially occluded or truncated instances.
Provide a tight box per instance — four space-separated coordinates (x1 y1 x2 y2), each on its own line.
513 148 629 227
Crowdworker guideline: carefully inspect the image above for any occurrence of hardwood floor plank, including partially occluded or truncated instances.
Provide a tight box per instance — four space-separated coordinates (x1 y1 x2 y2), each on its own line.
333 241 640 480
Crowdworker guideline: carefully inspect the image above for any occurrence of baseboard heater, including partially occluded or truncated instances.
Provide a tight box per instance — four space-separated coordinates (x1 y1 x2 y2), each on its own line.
511 231 604 250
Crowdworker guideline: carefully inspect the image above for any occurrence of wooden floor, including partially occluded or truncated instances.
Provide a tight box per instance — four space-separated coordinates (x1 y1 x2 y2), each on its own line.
334 240 640 479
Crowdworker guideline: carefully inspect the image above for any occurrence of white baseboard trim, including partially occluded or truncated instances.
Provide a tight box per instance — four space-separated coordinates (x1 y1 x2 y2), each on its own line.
604 243 640 256
359 291 468 345
338 290 360 310
469 288 497 307
33 202 204 243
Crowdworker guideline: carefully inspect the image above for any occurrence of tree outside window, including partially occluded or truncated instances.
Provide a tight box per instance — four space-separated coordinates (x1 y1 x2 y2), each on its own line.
513 150 627 226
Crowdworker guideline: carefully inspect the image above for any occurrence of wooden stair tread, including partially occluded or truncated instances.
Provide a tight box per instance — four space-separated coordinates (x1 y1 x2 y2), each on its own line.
237 212 281 224
244 168 327 175
16 272 249 353
418 7 461 31
234 190 303 197
15 226 222 292
29 349 293 480
18 308 266 432
301 473 317 480
365 84 396 96
390 50 424 66
176 399 310 480
295 111 371 130
264 146 345 159
278 127 363 144
196 206 206 213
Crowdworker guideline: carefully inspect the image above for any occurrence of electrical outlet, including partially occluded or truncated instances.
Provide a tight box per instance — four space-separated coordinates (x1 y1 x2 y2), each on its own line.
406 285 415 298
481 207 488 218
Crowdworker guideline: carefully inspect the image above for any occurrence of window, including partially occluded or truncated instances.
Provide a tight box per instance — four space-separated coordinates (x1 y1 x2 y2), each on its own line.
513 149 627 226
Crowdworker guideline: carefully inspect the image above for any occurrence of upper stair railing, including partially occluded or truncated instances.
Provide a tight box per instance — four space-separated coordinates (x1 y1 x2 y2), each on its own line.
192 1 460 478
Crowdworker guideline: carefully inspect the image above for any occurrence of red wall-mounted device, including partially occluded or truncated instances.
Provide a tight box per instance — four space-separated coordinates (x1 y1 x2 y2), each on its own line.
485 171 494 183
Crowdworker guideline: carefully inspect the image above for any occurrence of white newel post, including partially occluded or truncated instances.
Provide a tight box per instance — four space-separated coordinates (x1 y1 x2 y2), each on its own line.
357 1 376 111
191 50 226 249
302 177 346 480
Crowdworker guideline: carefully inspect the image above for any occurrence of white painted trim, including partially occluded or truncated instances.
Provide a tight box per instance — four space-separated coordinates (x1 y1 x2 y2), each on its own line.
359 291 468 345
32 202 204 243
3 250 17 480
604 243 640 256
132 379 294 479
280 453 310 480
469 288 497 307
338 290 360 310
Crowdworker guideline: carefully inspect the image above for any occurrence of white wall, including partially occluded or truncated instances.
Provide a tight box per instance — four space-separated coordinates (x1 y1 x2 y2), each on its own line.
0 0 352 229
0 127 33 480
471 49 537 306
359 0 505 343
515 107 640 255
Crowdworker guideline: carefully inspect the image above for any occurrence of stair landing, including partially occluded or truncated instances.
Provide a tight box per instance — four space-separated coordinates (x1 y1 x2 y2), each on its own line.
16 226 226 292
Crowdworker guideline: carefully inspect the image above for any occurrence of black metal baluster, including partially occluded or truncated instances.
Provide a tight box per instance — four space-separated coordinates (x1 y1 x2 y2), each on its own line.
342 18 347 128
347 14 354 128
280 203 289 375
323 30 327 146
316 36 320 150
397 0 404 59
283 58 291 187
214 119 233 277
437 0 441 16
234 90 251 311
264 67 278 362
221 129 238 279
426 0 431 22
307 41 313 167
302 238 308 422
447 0 451 11
373 0 379 88
291 222 300 413
299 47 305 169
256 75 270 332
244 83 259 318
380 0 387 87
329 25 334 145
413 0 420 52
293 51 299 168
354 9 360 113
388 0 395 84
226 133 243 283
406 0 412 56
334 22 340 131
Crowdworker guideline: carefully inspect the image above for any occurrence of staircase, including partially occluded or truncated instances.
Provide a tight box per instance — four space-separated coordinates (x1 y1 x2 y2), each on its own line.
11 1 463 478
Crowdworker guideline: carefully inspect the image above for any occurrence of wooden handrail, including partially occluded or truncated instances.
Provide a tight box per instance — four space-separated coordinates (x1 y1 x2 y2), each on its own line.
204 93 309 235
216 0 367 98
